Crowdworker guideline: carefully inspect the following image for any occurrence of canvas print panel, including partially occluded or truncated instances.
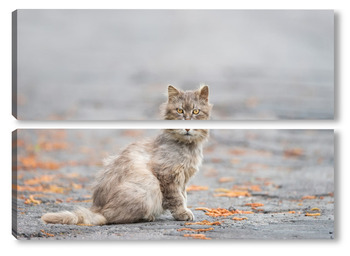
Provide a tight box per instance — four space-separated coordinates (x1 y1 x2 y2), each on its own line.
13 129 334 240
13 10 334 120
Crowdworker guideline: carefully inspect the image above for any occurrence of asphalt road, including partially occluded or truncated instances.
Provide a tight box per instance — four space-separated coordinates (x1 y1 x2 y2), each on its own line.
13 129 334 240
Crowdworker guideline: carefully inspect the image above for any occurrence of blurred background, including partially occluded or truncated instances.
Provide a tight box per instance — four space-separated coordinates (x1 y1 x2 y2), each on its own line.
15 10 334 120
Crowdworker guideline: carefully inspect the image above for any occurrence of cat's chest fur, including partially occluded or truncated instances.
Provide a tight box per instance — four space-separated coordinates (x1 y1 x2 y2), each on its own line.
175 143 202 171
151 136 203 186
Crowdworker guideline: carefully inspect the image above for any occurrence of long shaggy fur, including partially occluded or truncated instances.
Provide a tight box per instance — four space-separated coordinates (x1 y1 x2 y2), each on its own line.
41 85 212 225
42 206 107 225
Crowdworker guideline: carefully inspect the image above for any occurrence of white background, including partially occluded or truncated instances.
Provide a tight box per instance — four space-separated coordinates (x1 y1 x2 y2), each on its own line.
0 0 346 255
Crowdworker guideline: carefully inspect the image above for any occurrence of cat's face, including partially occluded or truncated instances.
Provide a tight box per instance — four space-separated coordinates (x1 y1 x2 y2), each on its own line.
161 85 213 144
162 85 212 121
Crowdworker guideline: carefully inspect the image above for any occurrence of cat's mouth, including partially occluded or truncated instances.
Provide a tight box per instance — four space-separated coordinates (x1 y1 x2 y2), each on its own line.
184 130 192 136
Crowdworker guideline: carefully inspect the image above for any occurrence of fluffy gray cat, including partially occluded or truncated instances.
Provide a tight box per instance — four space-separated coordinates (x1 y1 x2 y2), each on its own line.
41 85 212 225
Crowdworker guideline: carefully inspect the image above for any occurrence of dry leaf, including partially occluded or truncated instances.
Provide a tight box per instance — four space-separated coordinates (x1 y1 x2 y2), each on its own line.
229 149 246 155
24 175 55 185
47 185 66 194
24 195 41 205
18 155 61 170
72 183 83 190
185 220 222 226
16 185 44 192
305 213 321 216
177 227 214 232
214 190 251 198
233 184 262 192
183 234 211 240
218 177 234 183
284 148 303 158
214 188 232 193
310 208 321 211
301 195 317 200
40 229 55 237
186 185 208 192
245 203 264 208
232 217 248 221
195 207 253 217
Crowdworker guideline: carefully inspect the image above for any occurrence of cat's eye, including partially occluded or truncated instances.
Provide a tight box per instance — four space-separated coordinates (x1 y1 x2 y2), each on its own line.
177 108 183 114
193 109 200 115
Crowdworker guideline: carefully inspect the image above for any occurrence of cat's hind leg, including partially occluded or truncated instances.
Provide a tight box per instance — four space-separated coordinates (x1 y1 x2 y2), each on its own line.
98 181 163 224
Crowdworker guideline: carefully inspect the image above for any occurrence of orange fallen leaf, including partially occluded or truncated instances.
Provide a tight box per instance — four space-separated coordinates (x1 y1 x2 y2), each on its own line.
72 183 83 190
214 188 232 193
310 208 321 211
16 185 45 192
301 195 316 200
24 195 41 205
37 161 61 170
232 217 248 221
19 155 37 169
233 184 262 192
248 185 262 192
288 211 296 214
305 213 321 216
284 148 303 158
46 185 66 194
214 191 251 198
55 198 63 204
18 155 62 170
178 228 196 232
24 175 55 185
40 229 55 237
245 203 264 208
183 234 211 240
177 227 214 232
185 220 222 226
218 177 234 183
17 184 66 194
186 185 208 192
229 149 246 155
195 207 253 217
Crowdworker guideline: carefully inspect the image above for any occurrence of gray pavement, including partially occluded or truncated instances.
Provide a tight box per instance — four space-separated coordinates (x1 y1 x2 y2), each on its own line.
15 10 334 120
13 129 334 240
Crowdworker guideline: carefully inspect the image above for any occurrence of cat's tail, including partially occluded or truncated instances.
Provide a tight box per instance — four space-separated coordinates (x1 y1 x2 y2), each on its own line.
41 206 107 226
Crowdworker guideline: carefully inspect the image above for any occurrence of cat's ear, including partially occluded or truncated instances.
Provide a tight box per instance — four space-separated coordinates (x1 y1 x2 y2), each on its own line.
199 85 209 102
168 85 180 100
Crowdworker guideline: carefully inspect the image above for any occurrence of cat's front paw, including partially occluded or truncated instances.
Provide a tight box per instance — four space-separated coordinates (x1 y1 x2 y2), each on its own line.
173 208 195 221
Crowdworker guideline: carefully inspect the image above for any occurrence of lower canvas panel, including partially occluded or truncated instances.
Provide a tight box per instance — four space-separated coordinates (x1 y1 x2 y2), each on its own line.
12 129 334 240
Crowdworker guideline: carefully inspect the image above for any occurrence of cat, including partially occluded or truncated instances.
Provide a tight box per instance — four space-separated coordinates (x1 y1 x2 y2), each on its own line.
41 85 212 225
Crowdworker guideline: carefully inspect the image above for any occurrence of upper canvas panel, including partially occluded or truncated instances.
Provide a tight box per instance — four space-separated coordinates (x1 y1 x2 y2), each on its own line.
13 10 334 120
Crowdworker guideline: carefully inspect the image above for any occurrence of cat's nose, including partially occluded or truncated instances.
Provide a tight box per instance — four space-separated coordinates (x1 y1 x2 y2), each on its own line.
185 129 190 132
